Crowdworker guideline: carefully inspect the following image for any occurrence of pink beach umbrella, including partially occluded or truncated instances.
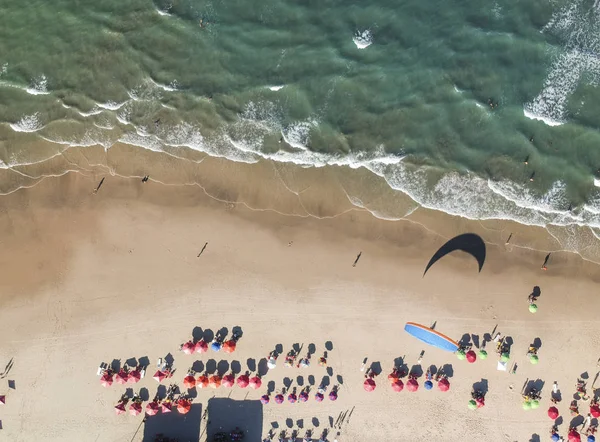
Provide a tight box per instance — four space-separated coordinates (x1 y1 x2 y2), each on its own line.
363 378 376 392
329 390 338 401
114 402 126 415
391 380 404 392
195 340 208 354
182 341 195 355
249 376 262 390
115 369 128 385
129 402 142 416
406 379 419 392
315 392 324 402
591 404 600 418
568 430 581 442
547 406 559 420
146 401 160 416
237 374 250 388
222 374 235 388
197 374 209 389
288 393 297 403
299 391 309 403
128 370 141 384
183 375 196 389
466 350 477 363
161 401 172 413
177 399 191 414
437 378 450 392
260 394 270 405
274 394 284 404
153 370 167 383
100 372 113 388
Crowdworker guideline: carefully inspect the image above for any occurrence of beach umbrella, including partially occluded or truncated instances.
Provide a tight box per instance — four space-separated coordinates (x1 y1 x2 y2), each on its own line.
529 355 539 365
476 397 485 408
319 357 327 367
114 403 126 415
223 340 236 354
500 353 510 363
478 349 488 360
568 430 581 442
468 400 477 410
195 340 208 354
388 371 399 382
551 434 560 442
299 391 309 402
0 395 5 405
407 379 419 392
299 359 310 368
267 357 277 369
274 394 284 404
364 378 376 392
288 393 297 403
315 392 324 402
129 402 142 416
590 405 600 418
466 350 477 363
424 380 433 390
115 369 128 385
588 436 595 442
391 380 404 392
456 349 466 360
531 400 540 409
211 341 222 352
522 401 532 410
438 378 450 392
260 394 270 405
222 374 235 388
161 401 172 413
183 375 196 389
209 375 221 388
182 341 195 355
529 303 538 313
329 391 338 401
146 401 159 416
100 372 113 388
197 374 209 389
249 376 262 390
237 374 250 388
128 370 141 384
153 370 167 383
547 406 559 420
177 399 191 414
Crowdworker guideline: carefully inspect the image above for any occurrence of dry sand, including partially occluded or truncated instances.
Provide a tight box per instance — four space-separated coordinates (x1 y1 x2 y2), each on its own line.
0 170 599 442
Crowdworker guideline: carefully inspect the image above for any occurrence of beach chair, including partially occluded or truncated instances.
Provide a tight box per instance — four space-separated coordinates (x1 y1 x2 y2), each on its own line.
97 362 108 376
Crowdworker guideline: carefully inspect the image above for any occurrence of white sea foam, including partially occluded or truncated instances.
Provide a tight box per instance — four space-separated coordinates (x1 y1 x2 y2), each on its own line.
9 113 43 132
97 101 126 111
267 85 285 91
150 78 178 92
156 8 172 16
353 30 373 49
281 120 317 150
26 75 50 95
0 63 7 76
523 108 563 126
595 178 600 187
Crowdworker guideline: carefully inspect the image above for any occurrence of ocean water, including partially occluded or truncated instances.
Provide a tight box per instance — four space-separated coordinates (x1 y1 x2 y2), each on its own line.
1 0 600 232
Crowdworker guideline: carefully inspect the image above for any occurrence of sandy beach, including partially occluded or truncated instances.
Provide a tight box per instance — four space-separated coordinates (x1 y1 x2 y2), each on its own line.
0 164 599 442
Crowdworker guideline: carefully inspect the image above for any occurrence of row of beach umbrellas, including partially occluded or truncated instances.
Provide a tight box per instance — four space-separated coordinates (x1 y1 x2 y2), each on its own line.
181 373 262 389
101 369 142 387
382 372 451 393
115 398 192 416
261 390 337 404
181 339 236 354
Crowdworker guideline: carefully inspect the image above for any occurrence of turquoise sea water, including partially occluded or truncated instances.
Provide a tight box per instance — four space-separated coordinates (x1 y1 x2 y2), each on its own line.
1 0 600 230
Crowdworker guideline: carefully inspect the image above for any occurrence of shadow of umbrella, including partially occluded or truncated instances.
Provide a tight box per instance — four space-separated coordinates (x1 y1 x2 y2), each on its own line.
424 233 486 276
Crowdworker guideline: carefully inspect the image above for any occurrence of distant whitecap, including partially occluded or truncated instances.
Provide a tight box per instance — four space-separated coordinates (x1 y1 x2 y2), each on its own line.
353 30 373 49
268 85 285 91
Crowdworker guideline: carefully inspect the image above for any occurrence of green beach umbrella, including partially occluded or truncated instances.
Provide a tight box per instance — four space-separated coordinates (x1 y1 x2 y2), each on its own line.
456 350 466 360
531 400 540 409
529 354 539 365
529 304 538 313
468 399 477 410
478 349 488 360
501 353 510 363
522 401 532 410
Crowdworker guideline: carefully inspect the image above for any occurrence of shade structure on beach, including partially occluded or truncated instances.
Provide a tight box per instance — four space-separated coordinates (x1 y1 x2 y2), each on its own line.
404 322 459 353
183 375 196 389
195 340 208 354
456 349 466 360
529 303 538 313
478 349 488 360
115 369 128 385
128 370 141 384
211 341 222 352
388 371 399 382
364 378 376 392
197 374 209 389
249 376 262 390
287 393 297 403
568 430 581 442
267 357 277 369
223 340 236 353
237 374 250 388
391 380 404 392
590 404 600 418
522 401 532 410
315 392 324 402
466 350 477 363
530 400 540 409
209 375 221 388
424 380 433 390
177 399 191 414
274 394 284 404
100 372 113 387
146 401 159 416
114 402 126 415
529 354 539 365
161 401 172 413
130 402 142 416
153 370 167 383
407 379 419 392
500 353 510 363
222 374 235 388
329 391 338 401
182 341 195 355
468 400 477 410
299 391 309 402
547 406 559 419
260 394 270 405
438 378 450 392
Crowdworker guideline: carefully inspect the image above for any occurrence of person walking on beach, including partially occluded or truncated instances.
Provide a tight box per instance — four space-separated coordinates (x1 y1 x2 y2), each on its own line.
352 252 362 267
542 253 551 271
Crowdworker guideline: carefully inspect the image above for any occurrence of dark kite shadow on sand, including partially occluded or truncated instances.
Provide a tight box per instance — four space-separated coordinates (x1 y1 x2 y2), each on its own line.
424 233 486 276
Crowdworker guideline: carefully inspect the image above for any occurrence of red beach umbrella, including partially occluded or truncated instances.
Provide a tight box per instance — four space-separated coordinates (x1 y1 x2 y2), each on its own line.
100 372 113 388
114 402 126 415
387 371 399 382
129 402 142 416
364 378 376 392
223 340 237 353
209 375 221 388
161 401 172 413
182 341 195 355
547 406 559 420
177 399 191 414
183 375 196 389
476 397 485 408
466 350 477 363
0 395 5 404
438 378 450 392
153 370 167 383
197 374 209 389
407 379 419 392
128 370 141 384
591 404 600 418
115 369 128 385
249 376 262 390
568 430 581 442
391 380 404 392
146 401 159 416
222 374 235 388
237 374 250 388
195 340 208 354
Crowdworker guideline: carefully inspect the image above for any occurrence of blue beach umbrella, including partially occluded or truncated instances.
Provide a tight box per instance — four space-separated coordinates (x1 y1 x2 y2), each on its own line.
588 436 595 442
424 380 433 390
211 341 222 352
551 435 559 442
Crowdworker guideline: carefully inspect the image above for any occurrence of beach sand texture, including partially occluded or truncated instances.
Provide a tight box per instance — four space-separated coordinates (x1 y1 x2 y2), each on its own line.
0 171 599 442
